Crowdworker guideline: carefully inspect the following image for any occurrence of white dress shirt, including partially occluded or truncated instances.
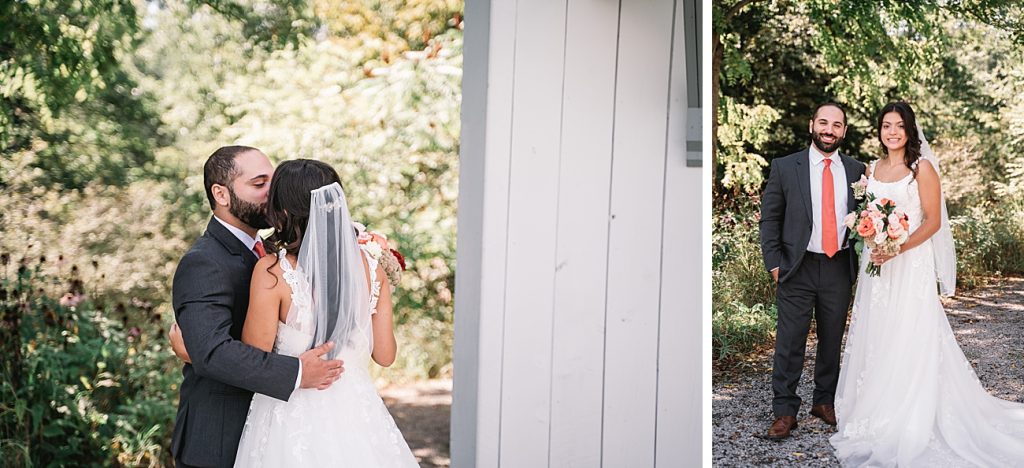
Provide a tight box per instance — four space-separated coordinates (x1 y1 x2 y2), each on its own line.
806 145 849 253
213 216 302 391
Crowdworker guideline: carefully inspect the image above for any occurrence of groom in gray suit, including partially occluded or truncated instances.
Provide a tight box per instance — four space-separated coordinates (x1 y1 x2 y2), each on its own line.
169 146 344 467
759 103 865 440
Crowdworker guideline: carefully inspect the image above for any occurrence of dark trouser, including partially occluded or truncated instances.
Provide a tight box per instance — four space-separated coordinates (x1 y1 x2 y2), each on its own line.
772 249 852 418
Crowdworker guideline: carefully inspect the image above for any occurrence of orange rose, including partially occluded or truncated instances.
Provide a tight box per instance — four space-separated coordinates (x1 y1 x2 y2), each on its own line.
899 216 909 231
878 198 894 208
857 216 876 238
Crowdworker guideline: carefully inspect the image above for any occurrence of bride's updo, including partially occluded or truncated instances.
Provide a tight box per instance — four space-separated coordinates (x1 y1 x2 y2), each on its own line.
876 101 923 176
265 159 343 256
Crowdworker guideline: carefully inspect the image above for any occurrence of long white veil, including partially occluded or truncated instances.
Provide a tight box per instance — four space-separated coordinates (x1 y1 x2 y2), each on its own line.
918 128 957 296
298 182 372 359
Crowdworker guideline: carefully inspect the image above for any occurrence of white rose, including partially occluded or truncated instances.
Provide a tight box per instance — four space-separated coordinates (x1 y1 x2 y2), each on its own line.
874 230 888 245
844 212 858 229
362 241 383 259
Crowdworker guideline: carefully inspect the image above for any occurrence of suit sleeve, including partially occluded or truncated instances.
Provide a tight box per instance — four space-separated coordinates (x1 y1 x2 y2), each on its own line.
759 158 785 272
172 252 300 401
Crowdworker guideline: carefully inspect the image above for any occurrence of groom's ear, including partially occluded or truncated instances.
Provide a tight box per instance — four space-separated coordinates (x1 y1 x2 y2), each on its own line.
211 183 231 208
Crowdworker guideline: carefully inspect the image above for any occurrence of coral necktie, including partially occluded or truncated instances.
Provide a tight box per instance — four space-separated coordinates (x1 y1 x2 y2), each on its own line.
253 239 266 258
822 159 839 257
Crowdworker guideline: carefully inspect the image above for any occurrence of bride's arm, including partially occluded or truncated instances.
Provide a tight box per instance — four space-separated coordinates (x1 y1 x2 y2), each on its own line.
242 256 286 352
365 257 397 367
898 160 942 253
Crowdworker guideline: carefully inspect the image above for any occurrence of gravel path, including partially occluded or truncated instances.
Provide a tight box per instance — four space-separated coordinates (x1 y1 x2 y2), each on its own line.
381 379 452 468
712 278 1024 467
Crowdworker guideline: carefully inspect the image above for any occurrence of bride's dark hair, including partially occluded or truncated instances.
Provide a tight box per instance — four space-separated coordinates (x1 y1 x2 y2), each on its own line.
263 159 343 280
876 101 923 177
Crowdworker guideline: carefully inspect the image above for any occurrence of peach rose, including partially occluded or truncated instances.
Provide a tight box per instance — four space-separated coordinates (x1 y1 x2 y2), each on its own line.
887 222 905 240
857 216 876 238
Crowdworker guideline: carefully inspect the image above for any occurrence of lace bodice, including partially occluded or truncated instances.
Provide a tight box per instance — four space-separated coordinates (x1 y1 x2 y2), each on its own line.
272 250 380 360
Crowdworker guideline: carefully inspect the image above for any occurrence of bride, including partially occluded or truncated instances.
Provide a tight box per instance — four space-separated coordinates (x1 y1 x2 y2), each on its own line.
232 159 418 467
830 101 1024 466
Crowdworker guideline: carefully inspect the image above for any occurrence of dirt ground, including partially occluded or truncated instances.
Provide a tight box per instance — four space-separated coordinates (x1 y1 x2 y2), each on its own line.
380 379 452 468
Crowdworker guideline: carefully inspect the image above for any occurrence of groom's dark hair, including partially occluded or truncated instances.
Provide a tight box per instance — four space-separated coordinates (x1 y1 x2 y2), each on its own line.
812 102 847 125
203 145 260 209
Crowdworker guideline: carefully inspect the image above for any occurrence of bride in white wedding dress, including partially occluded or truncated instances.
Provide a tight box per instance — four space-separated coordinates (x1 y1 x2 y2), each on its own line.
830 102 1024 467
232 159 418 467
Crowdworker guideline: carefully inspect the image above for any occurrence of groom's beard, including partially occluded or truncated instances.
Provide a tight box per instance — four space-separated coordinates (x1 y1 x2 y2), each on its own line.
229 188 271 230
812 131 844 154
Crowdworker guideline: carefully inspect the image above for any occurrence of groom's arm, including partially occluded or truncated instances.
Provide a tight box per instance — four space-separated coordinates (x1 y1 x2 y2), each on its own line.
759 158 785 274
172 252 299 402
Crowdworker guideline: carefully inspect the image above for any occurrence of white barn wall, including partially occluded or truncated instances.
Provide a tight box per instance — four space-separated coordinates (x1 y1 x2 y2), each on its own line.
548 0 620 466
453 0 702 466
656 1 702 466
497 0 567 465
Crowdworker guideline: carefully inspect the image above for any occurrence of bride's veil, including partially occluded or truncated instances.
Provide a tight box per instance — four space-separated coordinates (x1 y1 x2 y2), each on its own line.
299 182 372 359
918 128 957 296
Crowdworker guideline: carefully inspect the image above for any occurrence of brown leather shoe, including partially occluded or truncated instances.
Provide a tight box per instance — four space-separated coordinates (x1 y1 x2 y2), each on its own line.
810 404 837 426
763 415 797 440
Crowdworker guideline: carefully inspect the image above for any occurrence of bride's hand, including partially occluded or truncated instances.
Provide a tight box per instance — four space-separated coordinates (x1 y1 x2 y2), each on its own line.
870 251 896 266
169 322 192 364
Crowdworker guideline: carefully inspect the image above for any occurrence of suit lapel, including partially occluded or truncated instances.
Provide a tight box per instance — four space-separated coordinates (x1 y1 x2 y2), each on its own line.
794 150 813 225
841 154 862 212
205 217 259 268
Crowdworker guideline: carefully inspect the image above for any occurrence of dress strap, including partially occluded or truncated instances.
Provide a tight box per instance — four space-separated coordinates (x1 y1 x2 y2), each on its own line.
277 250 310 324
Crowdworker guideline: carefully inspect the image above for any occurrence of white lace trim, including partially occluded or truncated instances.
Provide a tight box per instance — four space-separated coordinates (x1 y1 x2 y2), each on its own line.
364 250 381 315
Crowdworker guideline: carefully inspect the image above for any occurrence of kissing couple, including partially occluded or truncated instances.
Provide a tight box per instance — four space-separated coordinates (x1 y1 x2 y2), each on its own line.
759 101 1024 465
167 147 418 467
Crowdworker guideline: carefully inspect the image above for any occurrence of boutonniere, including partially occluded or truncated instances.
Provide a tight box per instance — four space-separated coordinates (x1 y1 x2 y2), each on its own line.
851 174 869 200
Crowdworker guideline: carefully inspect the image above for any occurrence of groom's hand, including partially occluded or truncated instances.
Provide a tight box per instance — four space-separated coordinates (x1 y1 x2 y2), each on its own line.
771 268 779 283
299 342 345 390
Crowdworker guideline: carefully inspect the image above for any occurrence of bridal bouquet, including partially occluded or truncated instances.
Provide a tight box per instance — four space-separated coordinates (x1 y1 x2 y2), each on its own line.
844 177 909 277
353 222 407 288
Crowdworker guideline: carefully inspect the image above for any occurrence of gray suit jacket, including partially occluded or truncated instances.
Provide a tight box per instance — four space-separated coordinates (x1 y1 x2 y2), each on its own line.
171 218 300 467
759 149 866 283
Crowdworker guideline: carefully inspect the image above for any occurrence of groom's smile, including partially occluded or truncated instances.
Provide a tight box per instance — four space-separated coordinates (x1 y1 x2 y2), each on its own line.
809 104 847 154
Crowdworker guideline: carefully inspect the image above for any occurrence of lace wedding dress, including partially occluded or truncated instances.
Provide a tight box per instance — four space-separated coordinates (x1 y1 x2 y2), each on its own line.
830 158 1024 467
233 250 418 467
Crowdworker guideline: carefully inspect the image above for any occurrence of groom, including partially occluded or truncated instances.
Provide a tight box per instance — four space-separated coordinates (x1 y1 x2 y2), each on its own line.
168 146 345 467
759 103 865 440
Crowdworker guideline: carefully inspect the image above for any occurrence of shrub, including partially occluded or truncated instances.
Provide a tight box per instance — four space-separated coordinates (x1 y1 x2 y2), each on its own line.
712 302 778 362
712 197 778 363
0 261 178 467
